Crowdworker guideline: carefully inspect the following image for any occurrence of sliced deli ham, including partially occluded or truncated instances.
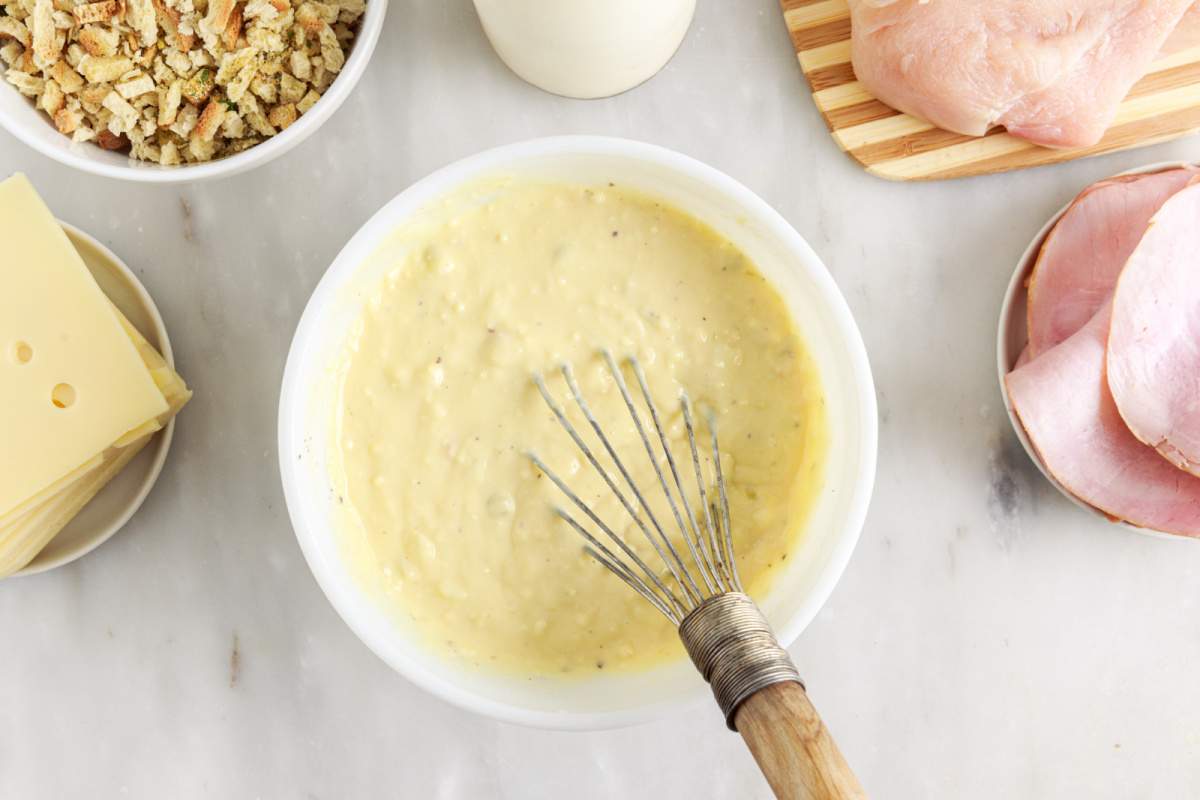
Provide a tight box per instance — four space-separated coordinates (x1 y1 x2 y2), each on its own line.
1007 304 1200 537
1026 167 1198 357
1107 180 1200 478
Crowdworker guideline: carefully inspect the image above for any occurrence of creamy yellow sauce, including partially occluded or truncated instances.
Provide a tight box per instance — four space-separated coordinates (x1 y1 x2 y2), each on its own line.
330 180 826 676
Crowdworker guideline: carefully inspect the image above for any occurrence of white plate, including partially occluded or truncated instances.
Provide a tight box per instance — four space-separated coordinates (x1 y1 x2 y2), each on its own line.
996 160 1195 540
278 136 879 729
13 223 178 576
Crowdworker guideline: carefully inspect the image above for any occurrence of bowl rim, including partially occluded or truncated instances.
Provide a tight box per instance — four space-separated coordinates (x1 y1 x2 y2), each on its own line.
996 159 1196 541
14 220 177 576
0 0 387 184
277 135 879 728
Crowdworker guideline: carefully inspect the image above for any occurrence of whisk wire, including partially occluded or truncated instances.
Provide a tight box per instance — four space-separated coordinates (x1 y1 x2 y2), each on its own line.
532 354 738 614
532 372 696 615
680 395 729 593
619 355 721 596
594 353 714 604
558 361 704 607
530 356 808 738
553 509 680 622
708 413 743 592
528 451 686 620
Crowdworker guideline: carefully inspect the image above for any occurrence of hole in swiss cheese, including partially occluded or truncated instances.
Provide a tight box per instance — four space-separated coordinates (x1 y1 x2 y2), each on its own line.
51 383 76 409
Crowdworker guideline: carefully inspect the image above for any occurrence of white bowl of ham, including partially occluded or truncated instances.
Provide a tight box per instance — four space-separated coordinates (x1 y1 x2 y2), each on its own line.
999 161 1200 539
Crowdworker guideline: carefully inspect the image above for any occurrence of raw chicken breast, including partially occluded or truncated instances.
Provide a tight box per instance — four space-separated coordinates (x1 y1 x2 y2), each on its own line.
1107 180 1200 477
1025 167 1197 357
849 0 1195 148
1164 2 1200 52
1007 304 1200 537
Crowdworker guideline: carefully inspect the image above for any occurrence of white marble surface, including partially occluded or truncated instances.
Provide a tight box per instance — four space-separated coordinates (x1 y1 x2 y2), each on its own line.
3 1 1200 797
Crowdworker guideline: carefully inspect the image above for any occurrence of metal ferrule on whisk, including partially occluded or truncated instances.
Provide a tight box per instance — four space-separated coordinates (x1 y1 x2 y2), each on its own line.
529 351 806 729
679 592 803 730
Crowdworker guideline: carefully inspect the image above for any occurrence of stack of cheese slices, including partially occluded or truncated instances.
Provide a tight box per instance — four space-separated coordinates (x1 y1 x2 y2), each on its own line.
1006 166 1200 537
0 174 191 577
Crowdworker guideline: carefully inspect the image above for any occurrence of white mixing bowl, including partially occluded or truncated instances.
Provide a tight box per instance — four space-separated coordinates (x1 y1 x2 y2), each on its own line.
278 136 878 729
0 0 386 184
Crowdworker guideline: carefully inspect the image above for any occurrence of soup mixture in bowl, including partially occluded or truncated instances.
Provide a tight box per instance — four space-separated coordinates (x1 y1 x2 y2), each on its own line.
280 137 876 728
330 180 827 676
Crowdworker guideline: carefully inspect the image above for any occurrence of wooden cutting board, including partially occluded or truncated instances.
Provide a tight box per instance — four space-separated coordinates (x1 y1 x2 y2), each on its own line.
780 0 1200 181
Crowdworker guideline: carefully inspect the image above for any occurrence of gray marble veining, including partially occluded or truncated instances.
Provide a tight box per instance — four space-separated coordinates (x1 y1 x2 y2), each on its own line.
2 1 1199 797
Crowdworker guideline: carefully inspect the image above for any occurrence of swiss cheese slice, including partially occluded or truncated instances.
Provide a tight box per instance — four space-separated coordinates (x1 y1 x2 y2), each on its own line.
0 174 169 522
0 430 154 576
0 292 192 577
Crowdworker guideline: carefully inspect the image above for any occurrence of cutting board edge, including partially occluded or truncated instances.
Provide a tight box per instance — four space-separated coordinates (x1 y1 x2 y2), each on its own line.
781 2 1200 181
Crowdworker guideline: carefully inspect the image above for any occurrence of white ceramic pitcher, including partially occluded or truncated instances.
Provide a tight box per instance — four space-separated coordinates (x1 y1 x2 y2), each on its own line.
474 0 697 99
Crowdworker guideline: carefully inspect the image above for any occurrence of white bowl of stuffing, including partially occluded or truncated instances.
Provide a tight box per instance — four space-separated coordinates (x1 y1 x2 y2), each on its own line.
0 0 384 182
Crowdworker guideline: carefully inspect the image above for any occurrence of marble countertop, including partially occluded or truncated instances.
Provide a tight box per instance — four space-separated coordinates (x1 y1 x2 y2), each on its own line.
3 1 1200 797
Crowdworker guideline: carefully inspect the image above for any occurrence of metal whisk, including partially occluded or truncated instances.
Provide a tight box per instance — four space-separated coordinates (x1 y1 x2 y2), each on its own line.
530 352 865 800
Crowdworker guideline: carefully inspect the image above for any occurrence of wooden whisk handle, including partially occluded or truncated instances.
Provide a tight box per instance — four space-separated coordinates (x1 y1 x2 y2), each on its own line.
735 681 866 800
678 593 866 800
